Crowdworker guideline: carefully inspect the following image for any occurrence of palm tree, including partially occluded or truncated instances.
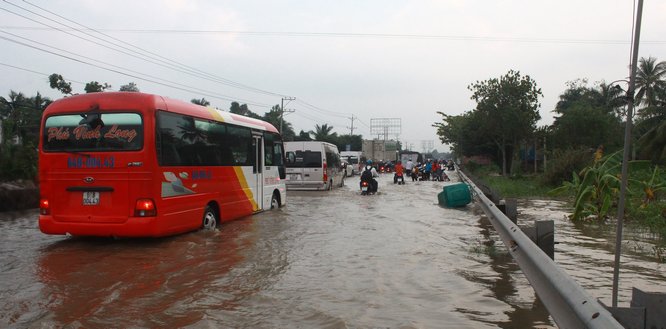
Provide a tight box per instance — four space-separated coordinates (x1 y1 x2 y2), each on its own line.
310 124 336 142
0 91 27 144
635 56 666 109
191 98 210 106
634 57 666 162
595 81 626 118
637 120 666 163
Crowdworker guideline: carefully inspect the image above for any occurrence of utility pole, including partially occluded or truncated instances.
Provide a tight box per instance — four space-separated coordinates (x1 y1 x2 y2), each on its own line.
612 0 643 309
347 115 356 135
280 96 296 134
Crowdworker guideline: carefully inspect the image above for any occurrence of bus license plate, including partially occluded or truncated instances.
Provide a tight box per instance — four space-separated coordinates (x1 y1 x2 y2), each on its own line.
83 192 100 205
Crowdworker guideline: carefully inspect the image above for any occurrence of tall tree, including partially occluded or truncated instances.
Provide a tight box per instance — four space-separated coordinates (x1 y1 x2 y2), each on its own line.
434 110 495 157
84 81 111 93
594 81 626 119
262 105 295 140
295 130 312 141
635 56 666 109
191 98 210 106
0 91 51 181
119 82 140 92
634 57 666 163
229 101 261 119
551 102 623 151
637 120 666 163
550 80 624 151
335 134 363 152
0 91 27 144
48 73 72 95
468 70 542 175
310 123 337 143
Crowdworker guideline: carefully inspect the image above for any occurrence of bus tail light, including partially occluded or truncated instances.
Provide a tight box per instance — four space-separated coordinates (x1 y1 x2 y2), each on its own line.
134 199 156 217
40 198 50 215
323 163 328 182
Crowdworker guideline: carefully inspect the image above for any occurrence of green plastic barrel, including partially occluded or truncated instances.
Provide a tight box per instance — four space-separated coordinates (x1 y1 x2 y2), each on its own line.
438 183 472 207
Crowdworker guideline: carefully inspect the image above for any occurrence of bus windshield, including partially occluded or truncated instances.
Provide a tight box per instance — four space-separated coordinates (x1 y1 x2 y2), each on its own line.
43 112 143 152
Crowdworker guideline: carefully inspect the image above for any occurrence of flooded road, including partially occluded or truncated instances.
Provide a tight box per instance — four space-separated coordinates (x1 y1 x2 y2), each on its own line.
1 173 665 328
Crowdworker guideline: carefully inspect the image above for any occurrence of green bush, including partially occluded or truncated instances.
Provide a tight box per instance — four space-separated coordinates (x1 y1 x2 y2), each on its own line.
0 142 38 182
542 148 594 186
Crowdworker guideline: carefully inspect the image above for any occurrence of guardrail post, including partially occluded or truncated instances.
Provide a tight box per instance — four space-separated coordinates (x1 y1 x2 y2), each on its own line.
604 288 666 328
457 168 624 328
521 220 555 260
498 198 517 223
535 220 554 260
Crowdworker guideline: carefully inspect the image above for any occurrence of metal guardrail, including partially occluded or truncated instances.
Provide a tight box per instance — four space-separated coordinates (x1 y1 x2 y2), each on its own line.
457 169 623 329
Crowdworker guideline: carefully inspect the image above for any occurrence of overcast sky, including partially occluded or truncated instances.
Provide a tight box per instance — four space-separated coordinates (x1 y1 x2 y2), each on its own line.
1 0 665 152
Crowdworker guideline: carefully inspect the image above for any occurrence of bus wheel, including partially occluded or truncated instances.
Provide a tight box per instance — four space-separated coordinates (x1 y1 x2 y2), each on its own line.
270 192 280 209
202 205 217 230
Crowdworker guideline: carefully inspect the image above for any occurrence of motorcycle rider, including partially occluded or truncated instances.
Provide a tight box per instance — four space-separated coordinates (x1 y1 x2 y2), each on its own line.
360 159 379 193
394 160 405 184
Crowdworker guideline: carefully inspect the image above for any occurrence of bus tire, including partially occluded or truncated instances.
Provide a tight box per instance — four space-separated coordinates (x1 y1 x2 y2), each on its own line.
270 191 280 209
202 205 218 230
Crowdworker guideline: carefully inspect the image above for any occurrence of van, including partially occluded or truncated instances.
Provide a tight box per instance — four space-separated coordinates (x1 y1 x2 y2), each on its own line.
340 151 363 175
285 141 345 190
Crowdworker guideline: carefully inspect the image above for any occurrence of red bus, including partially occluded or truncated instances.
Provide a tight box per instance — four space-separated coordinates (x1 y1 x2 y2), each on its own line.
38 92 287 238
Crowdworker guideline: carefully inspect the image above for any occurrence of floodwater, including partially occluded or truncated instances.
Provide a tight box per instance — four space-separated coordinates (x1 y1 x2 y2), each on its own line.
1 173 664 328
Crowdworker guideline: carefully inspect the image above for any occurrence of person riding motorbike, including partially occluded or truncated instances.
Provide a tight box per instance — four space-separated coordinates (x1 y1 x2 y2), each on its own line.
394 161 405 185
360 160 379 193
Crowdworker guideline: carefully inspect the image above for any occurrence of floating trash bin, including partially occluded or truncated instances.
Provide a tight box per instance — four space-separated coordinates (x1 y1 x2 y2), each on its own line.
438 183 472 207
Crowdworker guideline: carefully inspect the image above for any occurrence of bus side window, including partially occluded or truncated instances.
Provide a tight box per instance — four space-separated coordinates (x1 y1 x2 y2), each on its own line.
163 144 182 166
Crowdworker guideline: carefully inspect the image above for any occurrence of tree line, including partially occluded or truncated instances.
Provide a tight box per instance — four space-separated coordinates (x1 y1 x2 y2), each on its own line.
434 56 666 184
434 57 666 229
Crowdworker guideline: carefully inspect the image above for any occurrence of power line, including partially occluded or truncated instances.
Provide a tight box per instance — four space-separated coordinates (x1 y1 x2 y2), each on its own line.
0 61 84 84
295 99 352 118
19 0 285 98
0 31 272 107
1 26 665 45
0 1 290 98
0 34 272 107
0 2 368 124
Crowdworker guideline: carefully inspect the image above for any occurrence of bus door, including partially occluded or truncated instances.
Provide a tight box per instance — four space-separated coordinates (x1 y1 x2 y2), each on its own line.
252 132 263 210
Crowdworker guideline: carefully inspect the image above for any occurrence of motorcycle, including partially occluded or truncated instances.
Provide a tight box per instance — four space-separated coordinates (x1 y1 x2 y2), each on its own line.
360 178 378 195
394 172 405 185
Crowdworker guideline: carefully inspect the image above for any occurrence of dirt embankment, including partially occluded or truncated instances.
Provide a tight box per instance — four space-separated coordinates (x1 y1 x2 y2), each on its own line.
0 181 39 212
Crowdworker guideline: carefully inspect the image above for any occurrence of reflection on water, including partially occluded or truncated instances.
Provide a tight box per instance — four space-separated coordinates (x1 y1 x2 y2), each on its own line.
0 176 664 328
35 222 250 327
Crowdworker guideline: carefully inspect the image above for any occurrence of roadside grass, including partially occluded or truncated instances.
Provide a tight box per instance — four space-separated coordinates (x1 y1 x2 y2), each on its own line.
465 163 666 244
480 174 555 199
464 164 556 199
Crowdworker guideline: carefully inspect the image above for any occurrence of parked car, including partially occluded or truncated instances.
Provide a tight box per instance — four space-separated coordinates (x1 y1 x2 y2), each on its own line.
284 141 345 190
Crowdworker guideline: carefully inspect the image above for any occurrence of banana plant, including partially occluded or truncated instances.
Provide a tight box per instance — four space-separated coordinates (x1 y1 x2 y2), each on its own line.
630 166 666 208
548 171 582 198
570 151 627 221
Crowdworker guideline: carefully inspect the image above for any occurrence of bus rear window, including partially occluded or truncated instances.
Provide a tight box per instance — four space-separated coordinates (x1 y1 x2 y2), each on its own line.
286 151 322 168
43 113 143 152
